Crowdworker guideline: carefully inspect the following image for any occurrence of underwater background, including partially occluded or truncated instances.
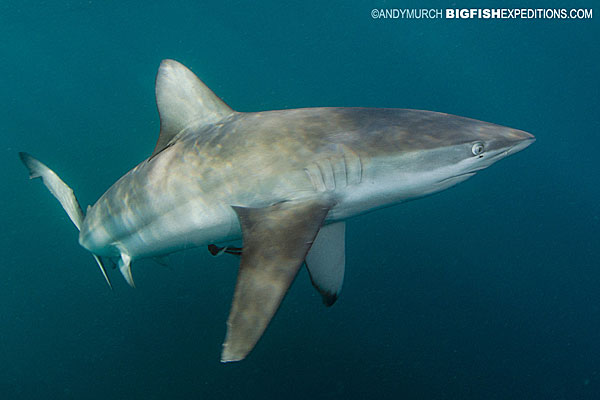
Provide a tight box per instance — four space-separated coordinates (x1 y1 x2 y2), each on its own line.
1 1 598 398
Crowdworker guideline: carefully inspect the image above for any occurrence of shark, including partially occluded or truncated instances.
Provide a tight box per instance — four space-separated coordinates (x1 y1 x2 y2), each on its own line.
19 59 535 362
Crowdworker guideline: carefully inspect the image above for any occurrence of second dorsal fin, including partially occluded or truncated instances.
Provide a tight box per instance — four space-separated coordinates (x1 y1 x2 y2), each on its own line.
152 59 234 157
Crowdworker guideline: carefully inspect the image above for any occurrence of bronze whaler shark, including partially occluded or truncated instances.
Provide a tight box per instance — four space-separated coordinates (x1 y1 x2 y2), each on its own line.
20 60 535 362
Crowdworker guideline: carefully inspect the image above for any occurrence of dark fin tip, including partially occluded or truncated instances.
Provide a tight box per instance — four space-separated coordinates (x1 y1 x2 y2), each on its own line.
321 291 338 307
306 262 339 307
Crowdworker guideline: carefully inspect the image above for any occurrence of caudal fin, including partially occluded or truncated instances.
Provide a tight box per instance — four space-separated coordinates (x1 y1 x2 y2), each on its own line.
19 152 85 230
19 152 112 289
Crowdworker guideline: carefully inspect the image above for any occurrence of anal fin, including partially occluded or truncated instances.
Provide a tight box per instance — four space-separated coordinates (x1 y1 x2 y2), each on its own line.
221 198 333 362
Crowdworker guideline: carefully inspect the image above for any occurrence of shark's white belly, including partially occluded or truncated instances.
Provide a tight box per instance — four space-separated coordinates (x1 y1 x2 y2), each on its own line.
82 196 241 260
118 201 240 259
324 153 475 221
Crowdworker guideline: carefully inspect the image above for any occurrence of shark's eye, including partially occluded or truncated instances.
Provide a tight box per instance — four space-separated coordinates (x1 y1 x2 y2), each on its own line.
471 142 485 156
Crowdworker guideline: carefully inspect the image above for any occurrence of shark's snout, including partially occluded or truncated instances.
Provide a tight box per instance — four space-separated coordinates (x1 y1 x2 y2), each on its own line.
510 128 535 141
507 129 535 155
484 126 535 159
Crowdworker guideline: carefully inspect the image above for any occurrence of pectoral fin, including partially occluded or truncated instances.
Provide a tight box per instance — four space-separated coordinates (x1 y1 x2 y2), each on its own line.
305 221 345 306
221 199 333 362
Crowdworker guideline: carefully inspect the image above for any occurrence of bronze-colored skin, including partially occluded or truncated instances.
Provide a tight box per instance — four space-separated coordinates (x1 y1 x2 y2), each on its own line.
80 107 533 258
21 60 534 362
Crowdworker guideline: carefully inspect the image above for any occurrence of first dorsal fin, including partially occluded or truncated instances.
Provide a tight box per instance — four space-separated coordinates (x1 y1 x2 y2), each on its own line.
152 59 234 157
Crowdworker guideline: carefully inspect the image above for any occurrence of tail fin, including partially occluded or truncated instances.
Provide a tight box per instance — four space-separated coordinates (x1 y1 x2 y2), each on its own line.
19 152 112 289
19 152 85 230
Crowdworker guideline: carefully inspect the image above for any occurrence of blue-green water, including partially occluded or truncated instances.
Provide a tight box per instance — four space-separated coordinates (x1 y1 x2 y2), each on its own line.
2 1 598 398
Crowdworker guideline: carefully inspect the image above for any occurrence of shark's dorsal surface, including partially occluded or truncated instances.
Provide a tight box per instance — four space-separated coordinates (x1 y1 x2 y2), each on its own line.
20 59 535 362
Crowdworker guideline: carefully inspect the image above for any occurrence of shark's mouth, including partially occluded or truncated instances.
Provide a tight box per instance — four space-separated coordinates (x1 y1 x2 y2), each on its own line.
438 172 476 185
